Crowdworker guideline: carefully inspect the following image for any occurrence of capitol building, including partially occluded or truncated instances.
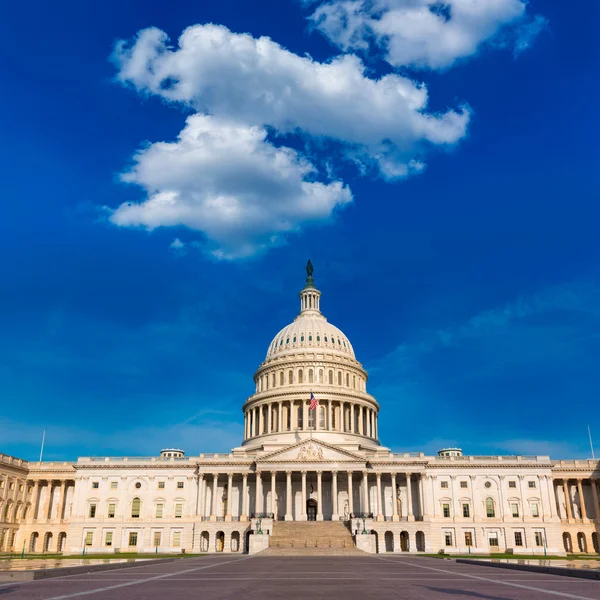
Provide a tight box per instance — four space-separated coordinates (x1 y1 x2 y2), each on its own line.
1 263 599 556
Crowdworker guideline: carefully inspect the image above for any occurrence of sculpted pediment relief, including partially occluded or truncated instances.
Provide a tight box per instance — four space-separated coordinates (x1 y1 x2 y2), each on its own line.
259 439 365 463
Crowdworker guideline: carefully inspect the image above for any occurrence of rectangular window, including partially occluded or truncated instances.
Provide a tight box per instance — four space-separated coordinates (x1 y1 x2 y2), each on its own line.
175 503 183 518
528 481 536 489
443 503 450 518
514 532 523 547
465 532 473 547
509 481 516 488
89 504 97 518
19 484 24 492
460 481 468 488
173 531 181 547
177 482 184 489
153 532 161 547
535 532 544 547
156 504 164 518
158 481 165 489
105 532 113 547
9 483 14 490
128 532 138 547
92 482 99 489
488 535 499 547
0 481 4 489
531 503 540 517
511 503 519 518
108 503 116 518
462 503 470 518
440 481 448 489
110 481 118 489
85 532 93 546
445 532 453 546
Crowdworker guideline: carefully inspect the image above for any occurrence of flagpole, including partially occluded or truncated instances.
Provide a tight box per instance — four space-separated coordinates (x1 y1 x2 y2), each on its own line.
39 430 46 462
588 425 595 460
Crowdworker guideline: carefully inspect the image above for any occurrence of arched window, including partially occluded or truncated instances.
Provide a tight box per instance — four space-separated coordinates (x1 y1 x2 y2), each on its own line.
346 373 350 387
272 373 276 388
338 372 342 386
266 376 269 390
308 369 314 383
279 372 284 386
328 370 333 385
319 370 323 384
298 369 303 384
319 406 325 428
485 498 495 518
297 405 303 428
131 498 141 518
288 370 293 384
353 375 356 389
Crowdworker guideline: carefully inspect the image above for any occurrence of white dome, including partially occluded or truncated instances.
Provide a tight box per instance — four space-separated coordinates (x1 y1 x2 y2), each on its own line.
266 313 355 359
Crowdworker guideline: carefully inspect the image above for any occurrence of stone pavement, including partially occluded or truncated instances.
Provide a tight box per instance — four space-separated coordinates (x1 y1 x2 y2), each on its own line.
1 554 600 599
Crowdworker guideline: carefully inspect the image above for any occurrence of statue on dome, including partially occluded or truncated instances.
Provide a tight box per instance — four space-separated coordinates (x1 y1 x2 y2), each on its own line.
306 259 314 278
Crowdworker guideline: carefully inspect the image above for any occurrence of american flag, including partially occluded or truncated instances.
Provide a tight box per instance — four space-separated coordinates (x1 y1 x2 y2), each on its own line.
309 392 319 410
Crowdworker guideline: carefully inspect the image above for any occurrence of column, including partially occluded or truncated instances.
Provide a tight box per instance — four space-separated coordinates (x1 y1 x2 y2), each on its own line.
422 474 432 520
241 473 248 521
374 414 378 439
211 474 218 521
278 401 283 432
358 405 363 435
259 406 264 435
362 471 369 515
197 474 205 517
392 473 399 521
340 401 345 431
332 471 339 520
31 481 40 522
225 473 233 522
270 472 277 518
41 481 52 522
285 471 293 521
303 400 308 431
563 480 573 519
327 400 332 431
317 471 323 521
244 413 248 439
577 479 588 520
301 471 307 521
591 478 600 521
255 472 262 516
253 407 258 436
347 472 354 515
56 481 67 522
406 474 414 521
544 476 555 518
376 473 383 521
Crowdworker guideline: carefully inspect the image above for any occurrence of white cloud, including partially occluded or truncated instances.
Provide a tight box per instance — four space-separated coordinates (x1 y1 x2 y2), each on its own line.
113 24 469 176
308 0 546 70
109 114 352 259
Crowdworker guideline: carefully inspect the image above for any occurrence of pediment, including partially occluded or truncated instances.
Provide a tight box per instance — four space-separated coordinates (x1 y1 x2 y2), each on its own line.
258 439 366 463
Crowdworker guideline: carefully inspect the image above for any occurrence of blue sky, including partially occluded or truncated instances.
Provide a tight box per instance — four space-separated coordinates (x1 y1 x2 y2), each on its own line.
1 0 598 461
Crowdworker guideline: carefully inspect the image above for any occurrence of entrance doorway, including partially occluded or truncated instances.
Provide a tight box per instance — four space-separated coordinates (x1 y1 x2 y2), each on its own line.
307 499 317 521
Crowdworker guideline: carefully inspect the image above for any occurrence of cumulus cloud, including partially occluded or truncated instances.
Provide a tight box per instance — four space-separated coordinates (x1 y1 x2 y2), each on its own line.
108 23 472 257
110 114 352 259
113 25 469 167
307 0 546 69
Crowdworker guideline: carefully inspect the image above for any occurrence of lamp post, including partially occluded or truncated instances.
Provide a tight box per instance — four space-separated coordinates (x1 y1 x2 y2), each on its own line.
257 516 263 535
362 515 367 535
21 541 25 559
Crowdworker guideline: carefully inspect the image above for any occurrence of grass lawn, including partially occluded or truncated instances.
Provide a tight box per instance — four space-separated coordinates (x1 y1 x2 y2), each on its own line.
0 553 206 561
424 553 600 560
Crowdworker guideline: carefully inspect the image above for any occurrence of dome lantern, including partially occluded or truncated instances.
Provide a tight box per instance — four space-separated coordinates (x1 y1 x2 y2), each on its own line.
299 259 321 315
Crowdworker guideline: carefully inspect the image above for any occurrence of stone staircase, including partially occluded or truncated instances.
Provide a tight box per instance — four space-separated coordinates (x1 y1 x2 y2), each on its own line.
262 521 364 556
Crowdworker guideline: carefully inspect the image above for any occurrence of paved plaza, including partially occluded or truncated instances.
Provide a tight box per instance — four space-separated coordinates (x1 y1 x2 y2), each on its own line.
2 555 600 600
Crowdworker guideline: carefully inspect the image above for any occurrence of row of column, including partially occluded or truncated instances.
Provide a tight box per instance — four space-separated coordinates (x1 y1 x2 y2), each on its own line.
199 471 416 521
255 369 365 393
244 400 378 439
28 480 72 523
557 478 600 521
